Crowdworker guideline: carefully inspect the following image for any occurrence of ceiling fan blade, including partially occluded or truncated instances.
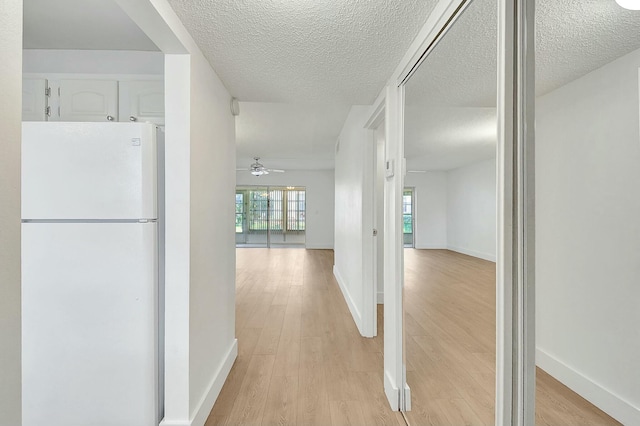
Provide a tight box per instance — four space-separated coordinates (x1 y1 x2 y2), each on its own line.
236 168 250 171
407 170 427 173
268 169 285 173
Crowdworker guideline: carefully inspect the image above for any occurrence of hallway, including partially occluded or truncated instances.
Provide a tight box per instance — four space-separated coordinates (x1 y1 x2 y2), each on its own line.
208 249 618 425
205 249 404 426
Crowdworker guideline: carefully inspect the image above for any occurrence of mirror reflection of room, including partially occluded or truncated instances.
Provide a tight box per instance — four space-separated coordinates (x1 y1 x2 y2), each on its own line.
403 0 636 424
403 0 498 423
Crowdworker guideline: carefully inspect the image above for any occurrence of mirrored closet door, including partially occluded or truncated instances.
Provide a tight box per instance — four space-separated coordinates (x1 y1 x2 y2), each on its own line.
402 0 498 423
400 0 637 424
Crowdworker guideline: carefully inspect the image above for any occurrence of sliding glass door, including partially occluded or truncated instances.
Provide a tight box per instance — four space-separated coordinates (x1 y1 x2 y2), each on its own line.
236 186 306 248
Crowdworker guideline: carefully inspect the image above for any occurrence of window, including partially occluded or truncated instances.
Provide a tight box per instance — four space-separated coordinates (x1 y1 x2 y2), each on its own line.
239 187 306 233
403 190 413 234
248 190 268 231
235 192 244 233
287 190 306 231
269 189 283 231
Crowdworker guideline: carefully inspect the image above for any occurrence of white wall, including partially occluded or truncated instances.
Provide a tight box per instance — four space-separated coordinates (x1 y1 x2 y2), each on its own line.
23 49 164 75
188 51 237 421
405 171 447 249
536 48 640 425
236 169 335 249
446 158 496 262
0 2 22 425
115 2 238 425
333 105 371 334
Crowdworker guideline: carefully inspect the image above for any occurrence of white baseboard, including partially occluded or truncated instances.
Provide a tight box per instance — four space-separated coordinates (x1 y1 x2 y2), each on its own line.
384 370 400 411
414 245 447 250
537 348 640 425
446 245 496 262
333 265 363 335
377 291 384 305
182 339 238 426
304 245 334 250
404 382 412 411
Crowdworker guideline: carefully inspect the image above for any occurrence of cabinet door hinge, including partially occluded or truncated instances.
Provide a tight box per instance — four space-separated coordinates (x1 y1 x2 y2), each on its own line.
45 86 51 97
45 106 51 117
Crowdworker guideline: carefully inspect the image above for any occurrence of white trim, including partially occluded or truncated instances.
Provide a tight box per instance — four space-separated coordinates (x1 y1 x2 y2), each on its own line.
414 245 447 250
446 245 496 263
22 72 163 81
384 84 408 411
363 100 387 339
384 370 400 411
333 266 363 335
364 94 386 129
404 382 412 411
189 339 238 426
159 339 238 426
391 0 470 86
377 291 384 305
536 349 640 425
304 245 334 250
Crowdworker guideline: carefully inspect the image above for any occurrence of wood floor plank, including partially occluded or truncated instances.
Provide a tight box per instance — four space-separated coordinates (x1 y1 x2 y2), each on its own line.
261 375 298 426
207 248 617 426
225 354 275 425
404 249 618 426
329 400 367 426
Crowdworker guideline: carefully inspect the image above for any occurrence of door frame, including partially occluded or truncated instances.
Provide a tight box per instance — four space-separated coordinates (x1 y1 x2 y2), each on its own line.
374 0 536 421
362 101 386 340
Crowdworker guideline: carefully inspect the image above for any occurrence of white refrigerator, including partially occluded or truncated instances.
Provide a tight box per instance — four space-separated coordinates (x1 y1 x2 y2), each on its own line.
22 122 164 426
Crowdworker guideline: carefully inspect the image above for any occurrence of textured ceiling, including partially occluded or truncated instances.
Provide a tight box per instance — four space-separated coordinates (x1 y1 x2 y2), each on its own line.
405 0 640 171
23 0 159 51
167 0 439 104
235 102 351 171
405 107 497 171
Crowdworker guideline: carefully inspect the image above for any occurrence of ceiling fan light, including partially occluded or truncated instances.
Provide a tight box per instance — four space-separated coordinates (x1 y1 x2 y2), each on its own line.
615 0 640 10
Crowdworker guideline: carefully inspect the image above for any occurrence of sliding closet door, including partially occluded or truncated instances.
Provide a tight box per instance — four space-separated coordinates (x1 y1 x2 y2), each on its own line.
401 1 499 423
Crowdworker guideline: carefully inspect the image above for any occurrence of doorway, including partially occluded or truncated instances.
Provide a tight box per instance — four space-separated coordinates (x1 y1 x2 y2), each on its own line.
235 186 306 248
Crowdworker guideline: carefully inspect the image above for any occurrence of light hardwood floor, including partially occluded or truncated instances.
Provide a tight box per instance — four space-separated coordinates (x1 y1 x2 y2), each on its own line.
404 249 619 426
206 249 405 426
207 248 618 426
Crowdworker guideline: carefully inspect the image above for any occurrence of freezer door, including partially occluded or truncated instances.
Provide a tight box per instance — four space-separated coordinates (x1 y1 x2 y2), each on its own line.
22 222 158 426
22 122 157 220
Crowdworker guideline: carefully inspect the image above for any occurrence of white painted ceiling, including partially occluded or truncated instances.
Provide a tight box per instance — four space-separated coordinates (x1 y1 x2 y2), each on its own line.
167 0 440 104
405 0 640 171
167 0 441 172
24 0 640 172
235 102 351 171
23 0 159 51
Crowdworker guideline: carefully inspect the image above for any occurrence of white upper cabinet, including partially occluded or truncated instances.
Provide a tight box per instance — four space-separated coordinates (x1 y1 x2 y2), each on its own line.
58 80 118 122
119 80 164 125
23 78 49 121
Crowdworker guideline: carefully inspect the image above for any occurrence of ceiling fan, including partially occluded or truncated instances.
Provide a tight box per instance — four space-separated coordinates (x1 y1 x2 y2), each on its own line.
237 157 285 176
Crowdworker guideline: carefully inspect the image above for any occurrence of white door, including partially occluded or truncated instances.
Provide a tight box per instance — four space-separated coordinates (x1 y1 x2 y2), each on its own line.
22 78 48 121
59 79 118 122
22 222 158 426
119 80 165 125
22 122 157 220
